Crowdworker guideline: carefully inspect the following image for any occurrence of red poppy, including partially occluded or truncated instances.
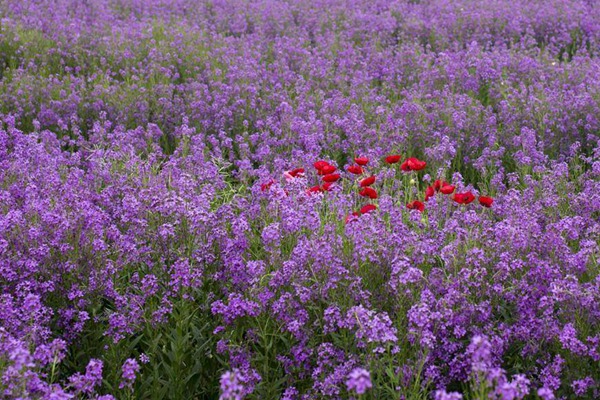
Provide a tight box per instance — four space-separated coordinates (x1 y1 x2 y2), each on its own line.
261 179 275 192
401 157 427 172
360 204 377 214
314 160 329 171
411 159 427 171
322 182 334 191
385 154 402 164
319 164 337 175
453 192 475 205
359 187 378 199
355 157 369 166
345 211 360 224
307 185 322 194
347 165 364 175
425 186 435 201
440 184 455 195
406 200 425 212
479 196 493 208
359 176 376 187
322 173 341 183
289 168 305 178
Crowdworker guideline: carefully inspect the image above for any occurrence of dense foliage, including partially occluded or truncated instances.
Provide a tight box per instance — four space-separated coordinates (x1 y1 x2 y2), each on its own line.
1 0 599 399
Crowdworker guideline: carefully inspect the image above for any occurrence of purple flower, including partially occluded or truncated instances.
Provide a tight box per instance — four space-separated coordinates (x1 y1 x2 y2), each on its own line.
119 358 140 389
219 370 245 400
344 305 398 346
346 368 372 395
537 387 555 400
434 390 463 400
571 377 595 396
219 368 260 400
69 359 104 394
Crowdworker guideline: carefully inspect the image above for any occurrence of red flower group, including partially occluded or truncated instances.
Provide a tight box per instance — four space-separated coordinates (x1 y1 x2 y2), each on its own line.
309 160 341 192
275 155 493 224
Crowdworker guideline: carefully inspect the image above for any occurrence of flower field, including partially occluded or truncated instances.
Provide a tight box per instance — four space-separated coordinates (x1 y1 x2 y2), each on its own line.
1 0 600 398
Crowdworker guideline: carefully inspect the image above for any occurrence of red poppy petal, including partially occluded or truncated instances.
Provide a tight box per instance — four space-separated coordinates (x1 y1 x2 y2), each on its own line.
360 204 377 214
322 173 341 183
359 187 378 199
385 154 401 164
347 165 364 175
425 186 435 200
407 200 425 212
314 161 329 170
359 176 376 187
290 168 305 177
440 185 455 195
321 165 336 174
453 192 475 205
355 157 369 166
479 196 493 207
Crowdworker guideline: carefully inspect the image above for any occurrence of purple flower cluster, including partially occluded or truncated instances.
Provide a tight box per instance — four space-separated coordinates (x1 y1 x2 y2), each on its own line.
119 358 140 389
0 0 599 398
219 369 261 400
346 368 372 395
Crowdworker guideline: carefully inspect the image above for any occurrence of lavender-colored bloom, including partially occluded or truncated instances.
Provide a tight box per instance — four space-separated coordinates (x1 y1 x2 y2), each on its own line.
219 370 245 400
571 377 595 396
219 368 260 400
69 359 103 394
119 358 140 389
537 387 555 400
346 368 372 395
344 305 398 346
434 390 463 400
